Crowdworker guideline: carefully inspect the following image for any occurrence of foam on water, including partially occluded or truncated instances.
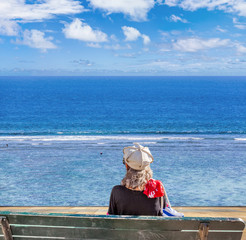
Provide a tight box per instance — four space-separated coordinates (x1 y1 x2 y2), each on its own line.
0 135 169 142
140 142 157 144
163 137 204 140
0 135 214 143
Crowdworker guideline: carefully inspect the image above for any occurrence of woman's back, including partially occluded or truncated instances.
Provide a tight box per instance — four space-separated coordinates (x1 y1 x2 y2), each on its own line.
108 185 163 216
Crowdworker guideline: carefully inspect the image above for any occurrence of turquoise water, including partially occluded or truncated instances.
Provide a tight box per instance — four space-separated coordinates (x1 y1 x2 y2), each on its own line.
0 76 246 206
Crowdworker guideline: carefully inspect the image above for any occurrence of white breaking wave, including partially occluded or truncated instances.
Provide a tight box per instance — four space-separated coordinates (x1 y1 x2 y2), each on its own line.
163 137 204 140
0 135 165 142
0 135 205 142
234 138 246 141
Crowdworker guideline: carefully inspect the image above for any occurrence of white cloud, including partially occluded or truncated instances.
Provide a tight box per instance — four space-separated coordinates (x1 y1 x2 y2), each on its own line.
235 24 246 29
233 17 239 24
233 17 246 29
105 44 122 50
164 0 179 6
164 0 246 17
0 0 84 22
168 14 188 23
72 59 94 66
0 19 20 36
16 29 57 51
115 52 138 58
160 47 171 52
87 43 102 48
165 0 228 11
104 43 132 50
110 34 118 41
231 1 246 17
63 18 108 42
0 0 85 38
122 26 141 41
122 26 151 45
173 37 230 52
88 0 156 21
237 44 246 53
142 34 151 44
216 25 227 32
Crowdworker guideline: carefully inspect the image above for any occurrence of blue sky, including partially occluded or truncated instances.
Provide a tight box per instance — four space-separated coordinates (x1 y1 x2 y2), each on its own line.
1 0 246 76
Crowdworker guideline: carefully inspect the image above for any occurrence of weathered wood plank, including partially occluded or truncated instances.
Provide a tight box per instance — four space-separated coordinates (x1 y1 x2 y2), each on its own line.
207 219 245 231
0 212 244 231
11 238 102 240
2 214 197 231
9 228 244 240
0 217 4 237
0 217 13 240
11 226 198 240
203 231 243 240
10 238 66 240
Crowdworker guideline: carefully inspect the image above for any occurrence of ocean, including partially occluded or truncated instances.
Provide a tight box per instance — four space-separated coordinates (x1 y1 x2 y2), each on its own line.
0 76 246 206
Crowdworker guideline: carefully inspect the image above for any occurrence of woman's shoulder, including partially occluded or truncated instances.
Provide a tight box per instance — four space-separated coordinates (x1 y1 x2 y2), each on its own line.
111 185 125 192
110 185 128 197
111 185 142 194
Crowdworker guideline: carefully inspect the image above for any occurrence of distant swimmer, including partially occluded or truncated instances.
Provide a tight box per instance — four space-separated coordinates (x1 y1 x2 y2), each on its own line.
100 152 103 155
1 144 8 148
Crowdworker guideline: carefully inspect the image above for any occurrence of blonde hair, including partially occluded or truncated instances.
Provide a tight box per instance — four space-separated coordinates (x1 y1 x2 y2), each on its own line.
121 166 153 191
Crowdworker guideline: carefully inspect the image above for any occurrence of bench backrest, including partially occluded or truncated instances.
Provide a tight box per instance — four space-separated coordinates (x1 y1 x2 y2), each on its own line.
0 211 245 240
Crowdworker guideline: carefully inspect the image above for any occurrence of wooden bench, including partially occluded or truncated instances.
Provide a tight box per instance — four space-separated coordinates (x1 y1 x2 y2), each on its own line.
0 211 245 240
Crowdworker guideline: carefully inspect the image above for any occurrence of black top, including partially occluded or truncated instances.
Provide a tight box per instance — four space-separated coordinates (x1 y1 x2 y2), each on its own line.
108 185 163 216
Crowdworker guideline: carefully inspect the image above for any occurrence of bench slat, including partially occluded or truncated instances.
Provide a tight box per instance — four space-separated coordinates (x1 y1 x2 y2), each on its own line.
11 226 198 239
5 215 195 231
3 214 245 231
9 226 245 240
10 238 105 240
204 231 243 240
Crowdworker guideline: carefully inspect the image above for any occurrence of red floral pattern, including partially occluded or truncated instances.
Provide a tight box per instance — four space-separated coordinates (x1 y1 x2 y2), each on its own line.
143 178 164 198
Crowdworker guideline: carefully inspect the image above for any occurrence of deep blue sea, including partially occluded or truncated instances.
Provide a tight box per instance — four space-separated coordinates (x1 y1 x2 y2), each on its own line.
0 76 246 206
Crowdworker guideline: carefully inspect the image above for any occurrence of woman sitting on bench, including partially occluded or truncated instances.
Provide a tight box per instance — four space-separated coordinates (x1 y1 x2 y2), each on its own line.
108 143 165 216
